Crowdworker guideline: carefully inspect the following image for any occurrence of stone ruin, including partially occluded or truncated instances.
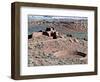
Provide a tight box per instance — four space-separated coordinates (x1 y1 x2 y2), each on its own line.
28 27 58 39
42 27 58 39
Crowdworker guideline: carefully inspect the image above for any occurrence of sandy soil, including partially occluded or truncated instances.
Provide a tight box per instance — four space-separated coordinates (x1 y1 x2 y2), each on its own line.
28 35 87 66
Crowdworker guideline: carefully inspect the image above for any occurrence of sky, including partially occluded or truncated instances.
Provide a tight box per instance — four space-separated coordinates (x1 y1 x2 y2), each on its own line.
28 15 87 20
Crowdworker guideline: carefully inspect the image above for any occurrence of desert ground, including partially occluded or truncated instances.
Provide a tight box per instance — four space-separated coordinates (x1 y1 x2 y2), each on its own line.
28 16 88 66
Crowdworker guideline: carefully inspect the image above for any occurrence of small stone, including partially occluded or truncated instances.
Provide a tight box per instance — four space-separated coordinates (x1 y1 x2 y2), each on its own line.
74 38 79 43
69 38 73 43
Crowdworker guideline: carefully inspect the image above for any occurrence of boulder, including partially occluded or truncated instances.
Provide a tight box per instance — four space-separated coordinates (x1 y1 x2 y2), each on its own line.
74 38 79 43
53 32 57 39
69 38 73 43
76 51 87 57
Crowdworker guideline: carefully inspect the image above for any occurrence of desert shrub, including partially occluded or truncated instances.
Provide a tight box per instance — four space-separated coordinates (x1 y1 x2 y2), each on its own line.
67 34 72 37
28 34 32 39
83 38 87 41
